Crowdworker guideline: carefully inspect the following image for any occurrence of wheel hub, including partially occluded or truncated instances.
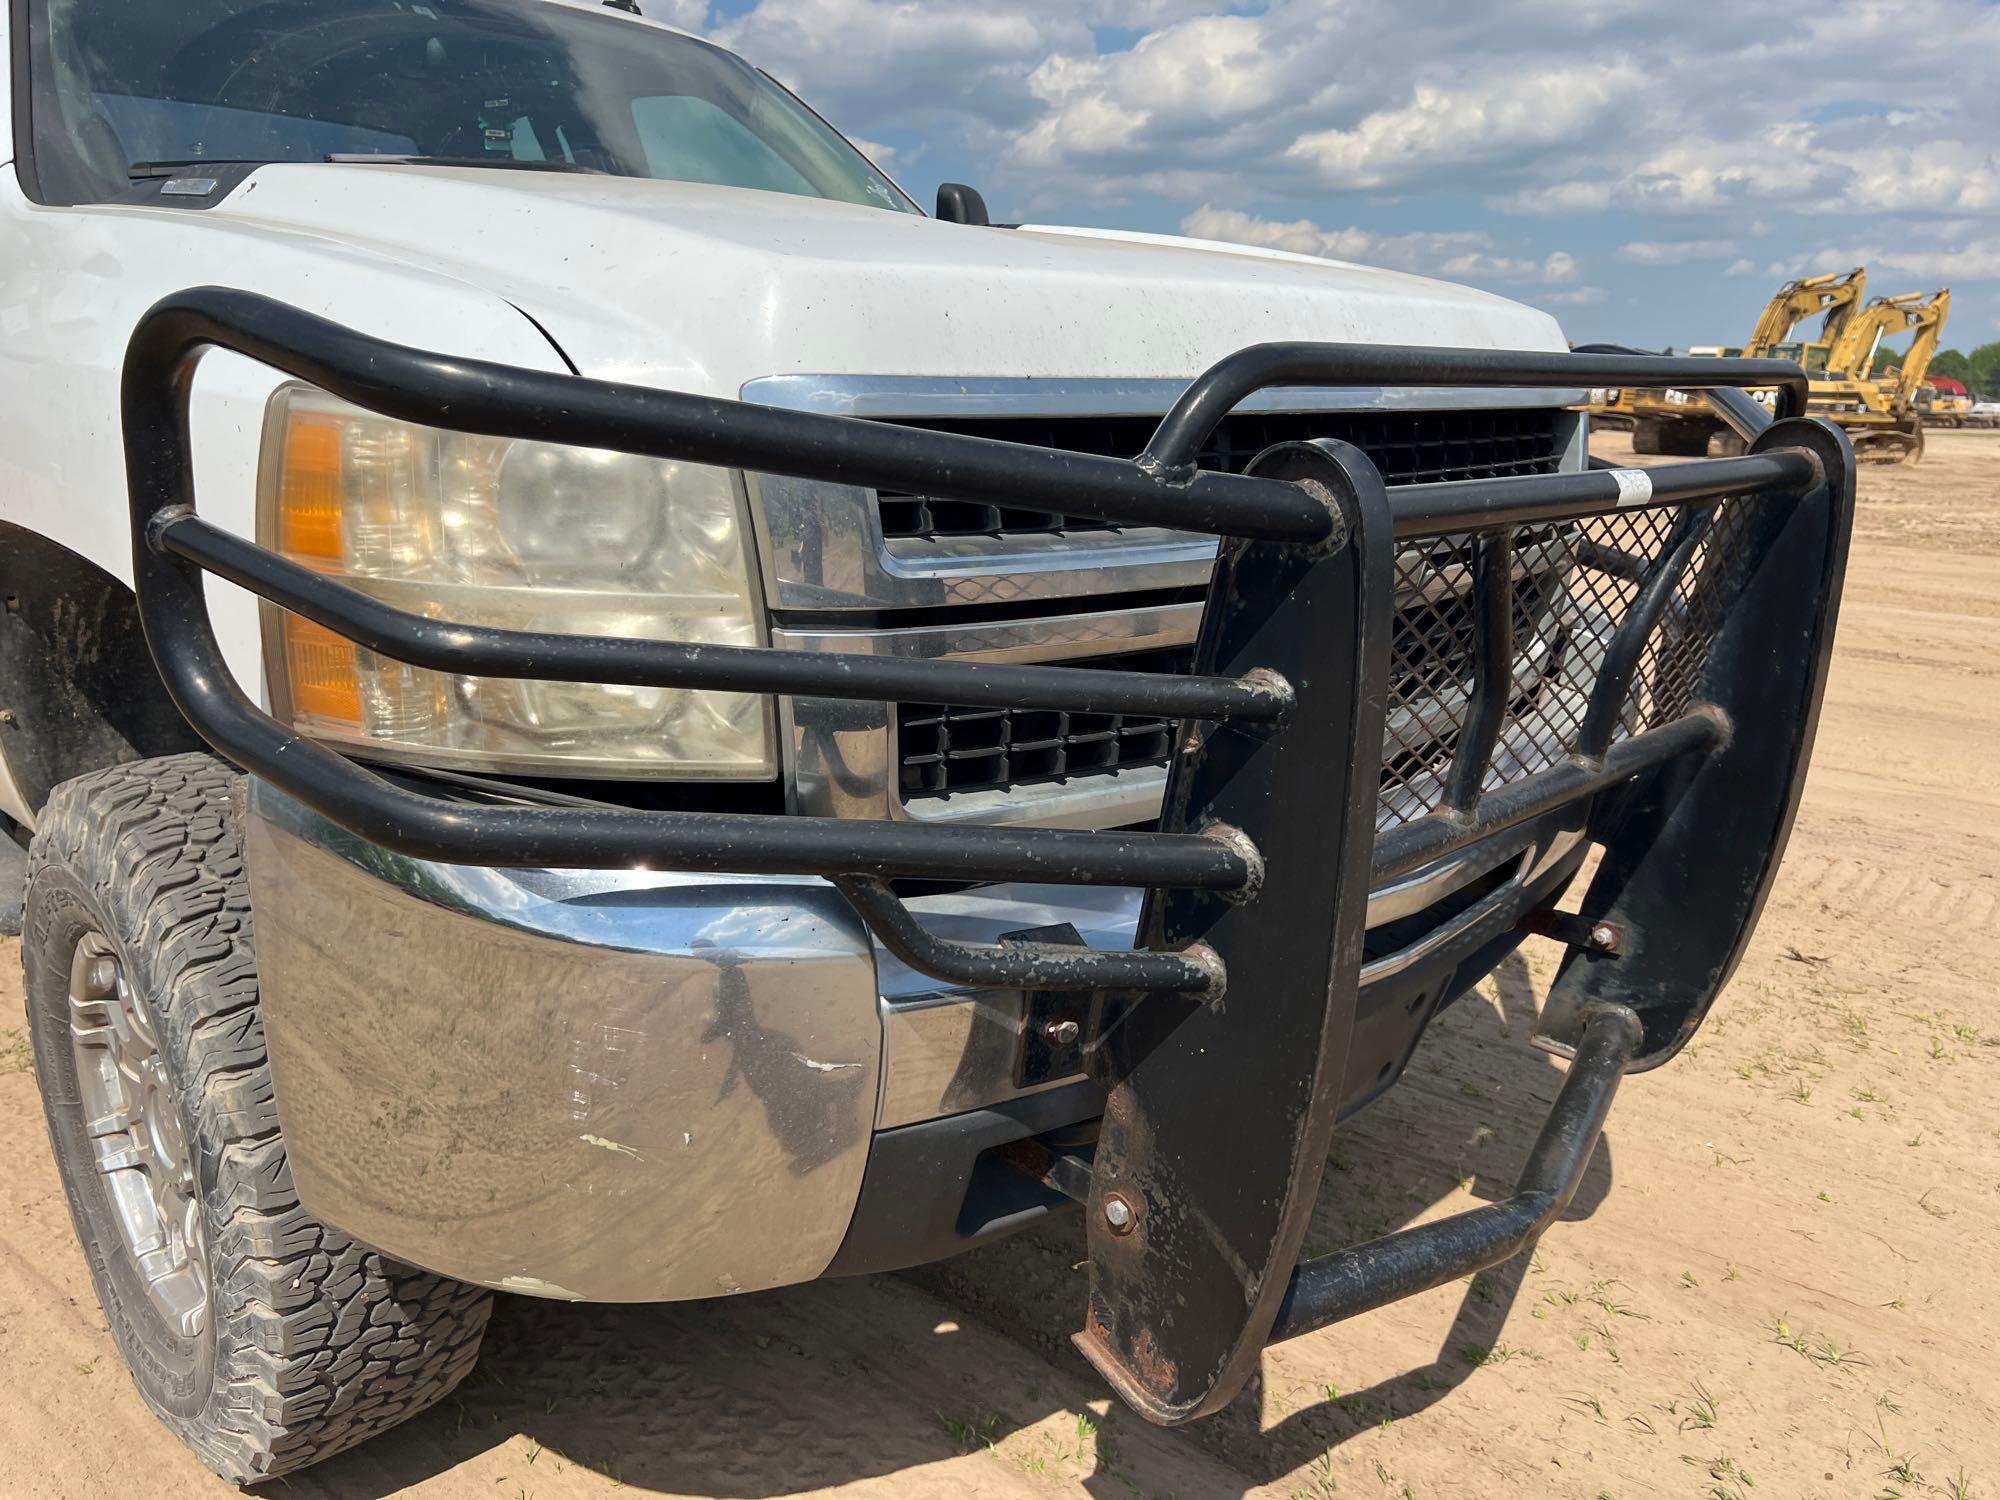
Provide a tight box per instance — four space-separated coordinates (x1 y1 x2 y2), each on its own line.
67 932 210 1339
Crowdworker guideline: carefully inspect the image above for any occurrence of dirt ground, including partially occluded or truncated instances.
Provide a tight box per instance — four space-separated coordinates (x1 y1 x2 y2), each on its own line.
3 430 1997 1499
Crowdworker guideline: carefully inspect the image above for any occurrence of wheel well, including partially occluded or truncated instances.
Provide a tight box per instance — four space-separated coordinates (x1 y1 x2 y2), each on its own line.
0 522 204 818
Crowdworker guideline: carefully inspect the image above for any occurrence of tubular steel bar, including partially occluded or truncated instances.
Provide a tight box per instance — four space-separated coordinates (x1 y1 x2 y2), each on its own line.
1142 343 1806 474
119 587 1259 889
1574 536 1652 585
1443 533 1514 813
1575 513 1714 760
126 290 1337 545
155 514 1293 724
1573 341 1778 448
835 876 1223 995
1268 1004 1644 1341
1387 450 1817 539
1370 710 1729 885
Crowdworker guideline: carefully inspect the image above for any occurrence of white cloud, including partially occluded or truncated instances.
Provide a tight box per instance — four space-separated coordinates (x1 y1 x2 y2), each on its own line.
1725 258 1761 277
1617 239 1738 266
710 0 1090 129
1013 14 1322 169
1768 243 2000 283
644 0 710 31
1492 181 1615 215
847 137 898 169
1538 286 1610 306
1180 205 1580 285
1285 65 1643 191
1498 130 2000 221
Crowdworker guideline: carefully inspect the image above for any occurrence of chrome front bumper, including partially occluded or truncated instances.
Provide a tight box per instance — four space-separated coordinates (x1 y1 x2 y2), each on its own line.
246 779 1584 1302
244 782 886 1303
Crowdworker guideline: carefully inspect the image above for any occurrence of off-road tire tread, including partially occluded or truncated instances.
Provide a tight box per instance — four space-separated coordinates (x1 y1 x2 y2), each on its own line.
26 753 489 1482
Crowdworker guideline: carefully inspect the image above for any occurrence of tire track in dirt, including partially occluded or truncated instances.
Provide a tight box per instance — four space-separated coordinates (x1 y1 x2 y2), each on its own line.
1783 853 1999 934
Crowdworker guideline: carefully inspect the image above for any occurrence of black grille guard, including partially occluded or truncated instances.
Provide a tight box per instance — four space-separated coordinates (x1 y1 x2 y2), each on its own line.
122 289 1852 1425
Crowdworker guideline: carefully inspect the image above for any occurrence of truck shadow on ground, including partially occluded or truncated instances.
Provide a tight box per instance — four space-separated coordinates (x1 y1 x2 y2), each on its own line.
289 950 1609 1498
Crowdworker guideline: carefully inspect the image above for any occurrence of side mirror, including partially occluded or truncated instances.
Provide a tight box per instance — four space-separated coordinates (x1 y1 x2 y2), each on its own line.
935 183 991 227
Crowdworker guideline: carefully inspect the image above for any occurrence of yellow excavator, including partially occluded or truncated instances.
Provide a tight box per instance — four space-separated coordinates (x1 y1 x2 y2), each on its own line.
1743 266 1869 366
1917 379 1974 428
1806 288 1951 462
1596 269 1868 450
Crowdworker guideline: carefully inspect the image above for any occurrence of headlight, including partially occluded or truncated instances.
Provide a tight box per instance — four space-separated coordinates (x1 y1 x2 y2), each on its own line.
258 385 775 779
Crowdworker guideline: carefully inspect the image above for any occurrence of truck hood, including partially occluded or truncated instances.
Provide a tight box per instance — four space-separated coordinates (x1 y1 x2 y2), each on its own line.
209 165 1568 397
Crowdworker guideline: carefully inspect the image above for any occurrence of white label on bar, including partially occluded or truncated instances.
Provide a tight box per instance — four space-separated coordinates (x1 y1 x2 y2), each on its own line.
1608 468 1654 506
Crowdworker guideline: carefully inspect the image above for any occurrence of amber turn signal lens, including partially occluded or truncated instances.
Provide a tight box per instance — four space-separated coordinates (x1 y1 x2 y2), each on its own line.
276 413 346 566
282 614 363 728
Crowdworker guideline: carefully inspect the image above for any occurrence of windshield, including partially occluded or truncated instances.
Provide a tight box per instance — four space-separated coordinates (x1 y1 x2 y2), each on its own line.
1766 341 1832 375
27 0 918 212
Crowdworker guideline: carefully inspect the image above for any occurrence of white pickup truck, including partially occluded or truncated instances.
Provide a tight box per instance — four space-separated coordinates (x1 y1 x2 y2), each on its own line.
2 0 1854 1482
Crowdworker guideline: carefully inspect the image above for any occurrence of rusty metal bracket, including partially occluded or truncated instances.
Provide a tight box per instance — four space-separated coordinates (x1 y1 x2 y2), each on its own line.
1519 909 1624 954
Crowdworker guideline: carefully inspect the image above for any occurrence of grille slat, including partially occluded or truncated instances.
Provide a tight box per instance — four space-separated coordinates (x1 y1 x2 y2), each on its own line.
895 648 1186 798
876 408 1567 542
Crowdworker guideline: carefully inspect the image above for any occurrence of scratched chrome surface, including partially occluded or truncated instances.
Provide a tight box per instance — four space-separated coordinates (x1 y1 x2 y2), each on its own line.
243 782 882 1303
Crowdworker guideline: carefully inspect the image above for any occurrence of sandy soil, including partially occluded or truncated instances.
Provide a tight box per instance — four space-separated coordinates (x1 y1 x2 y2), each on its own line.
3 431 1997 1499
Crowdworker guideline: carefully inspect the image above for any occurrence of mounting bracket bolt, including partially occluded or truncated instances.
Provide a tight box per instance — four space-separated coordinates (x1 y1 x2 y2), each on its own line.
1102 1192 1139 1235
1043 1018 1081 1047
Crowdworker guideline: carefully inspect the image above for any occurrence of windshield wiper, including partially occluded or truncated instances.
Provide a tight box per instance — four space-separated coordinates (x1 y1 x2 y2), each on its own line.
128 159 274 179
128 155 603 180
324 153 604 174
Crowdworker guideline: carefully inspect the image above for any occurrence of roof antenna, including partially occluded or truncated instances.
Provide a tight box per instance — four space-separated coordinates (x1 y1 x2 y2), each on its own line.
604 0 642 13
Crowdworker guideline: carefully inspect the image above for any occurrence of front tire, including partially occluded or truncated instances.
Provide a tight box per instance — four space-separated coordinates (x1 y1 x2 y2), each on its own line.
23 753 490 1482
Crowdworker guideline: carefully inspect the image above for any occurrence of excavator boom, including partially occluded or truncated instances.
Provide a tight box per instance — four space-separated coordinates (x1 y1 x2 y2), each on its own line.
1824 290 1952 392
1746 267 1868 357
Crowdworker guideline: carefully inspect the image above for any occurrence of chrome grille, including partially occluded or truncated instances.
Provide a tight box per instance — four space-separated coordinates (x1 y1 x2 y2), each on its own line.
893 505 1748 830
896 648 1185 798
876 408 1566 543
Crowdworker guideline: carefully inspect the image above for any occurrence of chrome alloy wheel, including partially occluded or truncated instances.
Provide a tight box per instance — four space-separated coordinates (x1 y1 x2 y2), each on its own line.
67 932 210 1339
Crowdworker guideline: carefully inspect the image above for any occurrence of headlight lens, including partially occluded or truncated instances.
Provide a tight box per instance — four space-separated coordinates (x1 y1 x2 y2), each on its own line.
259 385 774 779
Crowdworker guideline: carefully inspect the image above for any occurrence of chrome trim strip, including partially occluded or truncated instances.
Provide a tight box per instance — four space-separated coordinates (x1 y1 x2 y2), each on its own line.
902 768 1169 831
878 993 1071 1128
749 468 1220 612
881 527 1217 580
1367 847 1490 928
774 602 1202 829
740 375 1591 420
1359 827 1589 981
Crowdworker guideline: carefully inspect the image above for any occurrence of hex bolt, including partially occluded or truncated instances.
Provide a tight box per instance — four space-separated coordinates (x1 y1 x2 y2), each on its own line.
1588 922 1622 953
1102 1192 1139 1235
1043 1018 1081 1048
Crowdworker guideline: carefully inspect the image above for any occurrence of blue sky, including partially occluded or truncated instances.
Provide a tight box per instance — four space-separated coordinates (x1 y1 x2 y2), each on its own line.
670 0 1999 353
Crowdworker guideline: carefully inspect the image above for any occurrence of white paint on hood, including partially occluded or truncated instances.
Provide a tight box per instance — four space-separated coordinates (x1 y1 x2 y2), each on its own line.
205 165 1569 397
